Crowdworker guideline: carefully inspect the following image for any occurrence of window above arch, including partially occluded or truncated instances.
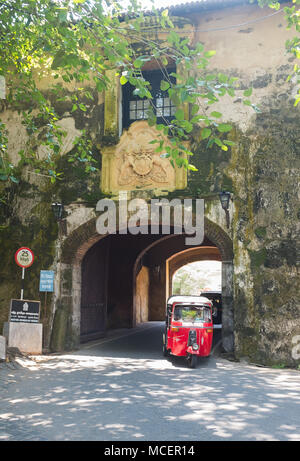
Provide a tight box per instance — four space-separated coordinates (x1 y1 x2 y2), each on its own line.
122 67 176 129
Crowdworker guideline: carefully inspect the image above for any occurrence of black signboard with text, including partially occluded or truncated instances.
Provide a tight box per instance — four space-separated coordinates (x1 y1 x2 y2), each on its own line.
10 299 40 323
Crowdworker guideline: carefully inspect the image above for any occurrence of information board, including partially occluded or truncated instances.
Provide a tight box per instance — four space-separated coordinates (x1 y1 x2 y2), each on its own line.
10 299 40 323
39 270 54 292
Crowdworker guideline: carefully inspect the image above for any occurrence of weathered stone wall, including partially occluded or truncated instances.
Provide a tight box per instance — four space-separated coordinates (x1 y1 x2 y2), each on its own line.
0 70 105 347
189 5 300 366
0 4 299 365
229 111 300 365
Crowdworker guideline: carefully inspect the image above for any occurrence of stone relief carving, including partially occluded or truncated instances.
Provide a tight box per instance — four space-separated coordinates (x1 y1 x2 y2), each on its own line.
118 148 168 186
114 121 175 189
101 121 187 193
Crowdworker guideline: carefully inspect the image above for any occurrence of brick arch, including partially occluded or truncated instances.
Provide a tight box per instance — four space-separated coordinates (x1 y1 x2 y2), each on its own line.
61 216 101 265
204 218 233 262
204 218 234 352
167 246 222 298
54 214 234 353
60 216 233 265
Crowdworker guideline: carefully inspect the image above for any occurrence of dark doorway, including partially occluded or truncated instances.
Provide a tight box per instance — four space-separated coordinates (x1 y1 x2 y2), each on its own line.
80 237 110 342
78 222 233 352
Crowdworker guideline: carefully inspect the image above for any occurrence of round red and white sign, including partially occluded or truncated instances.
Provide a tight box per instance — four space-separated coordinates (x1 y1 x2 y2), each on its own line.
15 247 34 268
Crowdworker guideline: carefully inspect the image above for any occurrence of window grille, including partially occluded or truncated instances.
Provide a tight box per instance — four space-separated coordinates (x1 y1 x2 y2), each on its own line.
122 68 176 129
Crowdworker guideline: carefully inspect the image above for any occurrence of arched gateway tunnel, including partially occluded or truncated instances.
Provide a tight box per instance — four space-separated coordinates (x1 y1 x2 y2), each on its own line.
54 217 233 354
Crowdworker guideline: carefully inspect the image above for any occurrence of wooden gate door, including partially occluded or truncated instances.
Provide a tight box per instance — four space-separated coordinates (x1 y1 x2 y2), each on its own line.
80 238 109 342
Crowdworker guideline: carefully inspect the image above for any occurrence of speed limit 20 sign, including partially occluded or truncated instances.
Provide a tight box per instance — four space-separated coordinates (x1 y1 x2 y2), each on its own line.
15 247 34 268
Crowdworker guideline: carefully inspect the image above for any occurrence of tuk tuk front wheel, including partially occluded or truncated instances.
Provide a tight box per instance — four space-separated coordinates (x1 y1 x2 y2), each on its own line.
187 354 197 369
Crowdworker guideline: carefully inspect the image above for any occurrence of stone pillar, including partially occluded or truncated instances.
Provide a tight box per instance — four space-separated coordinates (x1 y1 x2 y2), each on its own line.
149 264 166 320
0 335 6 360
50 263 80 352
104 69 120 141
222 260 234 353
135 266 150 324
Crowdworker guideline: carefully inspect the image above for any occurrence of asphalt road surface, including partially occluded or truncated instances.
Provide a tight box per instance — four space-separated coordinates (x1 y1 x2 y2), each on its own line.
0 322 299 441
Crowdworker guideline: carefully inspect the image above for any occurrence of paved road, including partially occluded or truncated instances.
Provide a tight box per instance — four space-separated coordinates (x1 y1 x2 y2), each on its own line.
0 322 299 441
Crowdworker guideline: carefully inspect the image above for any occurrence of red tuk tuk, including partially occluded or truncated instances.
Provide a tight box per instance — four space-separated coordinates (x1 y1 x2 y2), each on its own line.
163 295 213 368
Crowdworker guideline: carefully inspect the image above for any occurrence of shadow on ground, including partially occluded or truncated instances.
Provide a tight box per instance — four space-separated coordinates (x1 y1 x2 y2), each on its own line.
0 322 299 441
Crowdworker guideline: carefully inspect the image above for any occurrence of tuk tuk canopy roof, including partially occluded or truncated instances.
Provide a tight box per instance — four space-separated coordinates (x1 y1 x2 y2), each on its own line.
167 295 212 308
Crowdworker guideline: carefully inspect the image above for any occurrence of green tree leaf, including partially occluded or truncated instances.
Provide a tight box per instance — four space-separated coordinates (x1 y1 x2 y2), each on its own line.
120 75 128 85
217 123 232 133
210 111 222 119
243 88 253 97
160 80 170 91
175 109 185 121
201 128 212 139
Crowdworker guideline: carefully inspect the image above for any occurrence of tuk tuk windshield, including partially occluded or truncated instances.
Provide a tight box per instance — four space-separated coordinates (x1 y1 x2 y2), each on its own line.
173 305 211 324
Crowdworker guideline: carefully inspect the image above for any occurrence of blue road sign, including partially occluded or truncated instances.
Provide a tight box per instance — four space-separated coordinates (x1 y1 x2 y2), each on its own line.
39 270 54 292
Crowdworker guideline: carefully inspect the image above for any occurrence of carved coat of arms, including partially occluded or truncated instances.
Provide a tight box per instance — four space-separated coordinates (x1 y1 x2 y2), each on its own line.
101 121 183 194
118 148 168 186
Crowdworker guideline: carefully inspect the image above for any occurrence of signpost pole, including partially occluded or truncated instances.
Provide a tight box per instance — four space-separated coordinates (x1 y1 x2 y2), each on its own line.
9 248 43 355
15 247 34 301
44 291 47 320
43 291 47 348
21 267 25 300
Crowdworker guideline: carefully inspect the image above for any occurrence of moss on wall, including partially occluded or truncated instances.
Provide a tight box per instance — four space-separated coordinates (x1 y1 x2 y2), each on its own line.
50 297 78 352
0 125 105 346
228 99 300 367
0 178 58 337
1 55 299 367
36 99 300 364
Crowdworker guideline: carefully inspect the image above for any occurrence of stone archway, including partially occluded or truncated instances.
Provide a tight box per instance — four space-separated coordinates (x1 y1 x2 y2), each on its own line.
51 217 105 351
131 218 234 352
51 215 233 353
55 217 170 349
204 219 234 352
166 246 222 299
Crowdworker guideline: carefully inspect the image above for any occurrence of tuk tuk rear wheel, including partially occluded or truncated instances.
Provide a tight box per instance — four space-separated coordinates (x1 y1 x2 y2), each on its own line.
187 354 197 369
163 334 169 357
163 344 169 357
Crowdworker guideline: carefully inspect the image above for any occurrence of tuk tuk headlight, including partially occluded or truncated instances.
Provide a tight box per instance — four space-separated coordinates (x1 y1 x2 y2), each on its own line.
192 343 199 351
